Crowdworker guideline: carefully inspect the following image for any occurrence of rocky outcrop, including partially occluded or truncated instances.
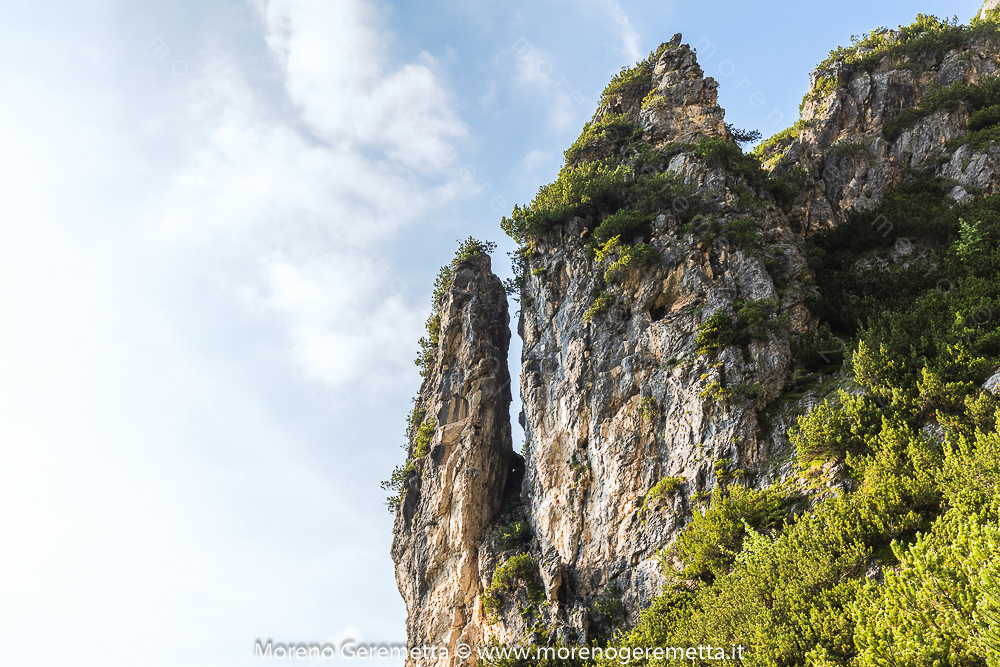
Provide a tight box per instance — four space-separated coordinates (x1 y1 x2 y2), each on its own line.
484 36 817 644
391 254 517 666
638 41 726 146
393 17 1000 662
764 26 1000 232
512 215 811 641
594 33 727 148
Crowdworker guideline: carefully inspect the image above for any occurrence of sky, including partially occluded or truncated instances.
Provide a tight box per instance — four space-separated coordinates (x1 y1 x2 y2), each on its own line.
0 0 984 665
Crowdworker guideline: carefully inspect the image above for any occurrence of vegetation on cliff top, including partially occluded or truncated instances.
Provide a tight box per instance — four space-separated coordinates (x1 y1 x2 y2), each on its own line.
814 12 999 73
757 11 1000 168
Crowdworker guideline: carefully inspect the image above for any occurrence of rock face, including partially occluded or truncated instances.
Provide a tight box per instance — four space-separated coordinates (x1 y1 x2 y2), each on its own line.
513 219 810 641
762 27 1000 233
639 40 726 146
508 37 815 644
392 23 1000 664
391 254 517 666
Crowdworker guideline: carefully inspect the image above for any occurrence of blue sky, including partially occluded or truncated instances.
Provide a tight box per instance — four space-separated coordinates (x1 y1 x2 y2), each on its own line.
0 0 982 665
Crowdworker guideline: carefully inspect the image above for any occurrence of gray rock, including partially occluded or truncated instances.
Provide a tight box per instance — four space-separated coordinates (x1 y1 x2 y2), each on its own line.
949 185 975 205
390 254 514 666
922 421 946 444
984 367 1000 394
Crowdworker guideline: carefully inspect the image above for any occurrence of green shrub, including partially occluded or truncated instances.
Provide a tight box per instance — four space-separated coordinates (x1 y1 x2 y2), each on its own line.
818 14 975 73
695 310 744 355
640 476 685 520
639 397 659 421
799 75 839 113
583 292 612 322
592 210 652 245
853 517 1000 666
482 554 544 621
752 120 809 168
501 162 631 244
497 520 532 549
699 380 761 402
414 313 441 377
413 419 435 458
805 177 1000 387
789 391 882 463
650 475 684 497
695 299 784 356
640 89 666 110
693 136 746 168
672 482 790 583
380 459 416 513
596 236 660 282
726 124 762 147
968 103 1000 131
418 237 498 375
797 323 844 369
492 553 537 590
724 217 761 246
609 415 944 666
599 43 672 105
406 405 426 436
692 136 797 199
454 236 497 264
592 581 625 626
851 433 1000 667
948 122 1000 150
883 75 1000 140
564 114 641 165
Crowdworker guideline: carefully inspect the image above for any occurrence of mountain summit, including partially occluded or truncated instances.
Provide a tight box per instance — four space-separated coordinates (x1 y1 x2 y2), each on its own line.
388 8 1000 665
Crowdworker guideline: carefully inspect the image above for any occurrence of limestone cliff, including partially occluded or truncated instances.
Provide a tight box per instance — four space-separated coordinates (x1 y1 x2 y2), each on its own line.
391 253 517 662
761 19 1000 230
392 12 1000 665
508 35 813 645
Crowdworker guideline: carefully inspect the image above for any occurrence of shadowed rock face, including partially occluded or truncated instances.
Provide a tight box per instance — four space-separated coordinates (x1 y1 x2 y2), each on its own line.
390 254 515 667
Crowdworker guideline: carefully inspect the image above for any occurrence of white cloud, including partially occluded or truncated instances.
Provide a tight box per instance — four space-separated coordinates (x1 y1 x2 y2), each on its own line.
508 149 555 187
148 0 474 390
504 40 587 133
575 0 643 63
604 0 642 62
0 1 473 661
254 0 467 173
259 254 425 388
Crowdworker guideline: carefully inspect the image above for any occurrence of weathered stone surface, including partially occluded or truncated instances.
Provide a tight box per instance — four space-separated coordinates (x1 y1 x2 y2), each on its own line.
391 254 516 667
508 184 816 638
393 25 1000 661
768 33 1000 231
984 367 1000 394
591 36 728 148
639 40 726 146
